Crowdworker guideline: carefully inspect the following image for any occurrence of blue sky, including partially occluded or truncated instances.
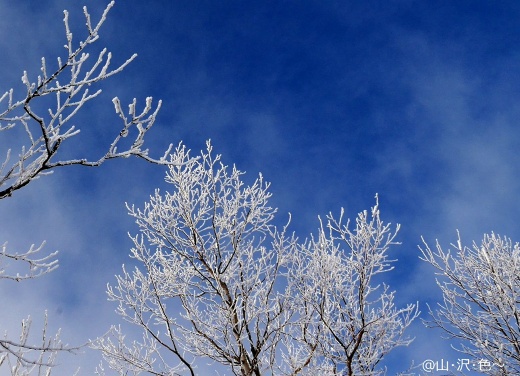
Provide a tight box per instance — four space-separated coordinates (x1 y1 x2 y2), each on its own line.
2 0 520 374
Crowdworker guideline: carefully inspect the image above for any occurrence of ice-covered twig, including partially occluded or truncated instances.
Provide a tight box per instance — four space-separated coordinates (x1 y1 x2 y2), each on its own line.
0 242 58 282
0 312 81 375
0 1 177 201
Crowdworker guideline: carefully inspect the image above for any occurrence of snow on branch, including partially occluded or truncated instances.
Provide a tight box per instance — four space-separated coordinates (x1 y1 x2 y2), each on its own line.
0 0 175 201
0 312 80 375
285 195 419 375
93 144 418 375
420 232 520 374
0 242 58 282
0 1 178 373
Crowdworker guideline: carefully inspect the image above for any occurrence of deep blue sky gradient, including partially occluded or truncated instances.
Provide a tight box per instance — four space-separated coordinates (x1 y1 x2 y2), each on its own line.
2 1 520 374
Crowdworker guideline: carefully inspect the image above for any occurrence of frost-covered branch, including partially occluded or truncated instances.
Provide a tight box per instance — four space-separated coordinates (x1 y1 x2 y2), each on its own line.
284 196 419 376
420 232 520 375
94 144 418 375
93 141 291 375
0 0 174 200
0 1 178 374
0 242 57 282
0 243 69 375
0 312 80 376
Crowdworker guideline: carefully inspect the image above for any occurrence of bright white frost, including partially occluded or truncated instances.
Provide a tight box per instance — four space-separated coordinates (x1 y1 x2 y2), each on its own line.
94 142 288 376
284 197 419 376
94 142 418 376
0 1 172 201
0 1 176 373
420 232 520 375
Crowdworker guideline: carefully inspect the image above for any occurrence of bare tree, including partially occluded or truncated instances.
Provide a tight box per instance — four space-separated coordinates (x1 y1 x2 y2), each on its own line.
284 197 419 376
0 1 173 373
93 142 292 376
93 143 418 375
420 232 520 375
